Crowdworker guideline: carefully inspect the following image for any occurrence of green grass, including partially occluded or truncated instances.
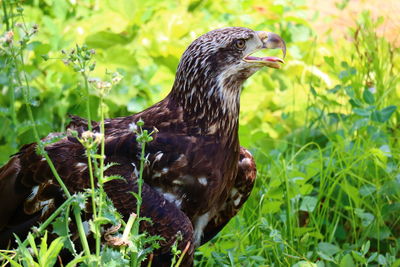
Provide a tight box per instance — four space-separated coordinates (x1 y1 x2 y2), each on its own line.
1 0 399 266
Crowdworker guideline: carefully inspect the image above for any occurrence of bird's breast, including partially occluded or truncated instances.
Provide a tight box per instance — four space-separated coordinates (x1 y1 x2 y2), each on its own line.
144 139 240 220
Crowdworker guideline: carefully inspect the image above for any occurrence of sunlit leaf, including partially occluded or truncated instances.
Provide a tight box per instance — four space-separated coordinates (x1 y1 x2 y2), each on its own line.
339 254 355 267
300 196 318 212
363 89 375 104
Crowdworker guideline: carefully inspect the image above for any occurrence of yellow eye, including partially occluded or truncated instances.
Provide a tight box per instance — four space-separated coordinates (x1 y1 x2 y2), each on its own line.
235 39 246 49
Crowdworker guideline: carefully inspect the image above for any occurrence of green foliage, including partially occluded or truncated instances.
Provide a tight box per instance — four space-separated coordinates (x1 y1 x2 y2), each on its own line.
1 0 399 266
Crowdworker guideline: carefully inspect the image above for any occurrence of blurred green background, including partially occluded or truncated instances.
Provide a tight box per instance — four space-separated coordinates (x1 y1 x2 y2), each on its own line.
1 0 399 266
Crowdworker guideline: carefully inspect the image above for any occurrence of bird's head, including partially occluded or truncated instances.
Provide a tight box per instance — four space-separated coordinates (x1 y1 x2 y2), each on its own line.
170 27 286 133
174 27 286 85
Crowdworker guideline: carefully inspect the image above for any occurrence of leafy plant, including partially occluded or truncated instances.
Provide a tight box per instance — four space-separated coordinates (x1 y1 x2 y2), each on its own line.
1 0 399 266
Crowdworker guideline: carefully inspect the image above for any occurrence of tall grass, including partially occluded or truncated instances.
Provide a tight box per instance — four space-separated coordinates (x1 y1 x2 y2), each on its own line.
197 11 399 267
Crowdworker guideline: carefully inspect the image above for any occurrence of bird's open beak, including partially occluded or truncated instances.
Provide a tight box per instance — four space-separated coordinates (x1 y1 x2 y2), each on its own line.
243 31 286 69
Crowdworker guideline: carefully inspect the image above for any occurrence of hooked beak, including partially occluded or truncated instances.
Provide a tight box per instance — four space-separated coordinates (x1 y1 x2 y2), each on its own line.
243 31 286 69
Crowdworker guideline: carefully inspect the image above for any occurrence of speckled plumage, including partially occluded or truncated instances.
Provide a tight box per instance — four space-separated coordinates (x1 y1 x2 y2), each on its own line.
0 27 285 266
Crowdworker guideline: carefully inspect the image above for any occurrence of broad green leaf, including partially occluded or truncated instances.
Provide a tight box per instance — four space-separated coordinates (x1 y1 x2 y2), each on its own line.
377 254 387 265
363 89 375 104
300 196 318 212
351 251 367 264
392 259 400 267
354 208 375 227
359 184 376 197
262 200 282 214
353 108 370 117
327 84 341 94
292 261 318 267
52 214 69 236
86 31 132 49
367 252 378 263
361 241 370 255
318 242 340 257
339 254 355 267
379 105 397 122
317 251 335 262
371 105 397 123
289 25 310 42
323 56 335 69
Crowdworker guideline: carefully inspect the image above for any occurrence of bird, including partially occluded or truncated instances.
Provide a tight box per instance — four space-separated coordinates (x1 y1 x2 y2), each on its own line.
0 27 285 266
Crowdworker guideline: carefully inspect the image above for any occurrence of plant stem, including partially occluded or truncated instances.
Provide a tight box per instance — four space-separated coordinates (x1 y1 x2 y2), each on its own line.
6 8 92 262
82 72 92 131
13 50 72 198
122 213 137 241
2 0 10 30
87 148 97 221
175 241 191 267
73 205 91 257
95 99 106 257
136 141 146 219
282 160 293 255
129 130 148 267
2 0 17 150
6 64 18 150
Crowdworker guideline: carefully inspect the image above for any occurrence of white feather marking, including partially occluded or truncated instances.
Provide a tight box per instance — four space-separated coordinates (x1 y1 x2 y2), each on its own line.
27 186 39 201
154 187 182 208
233 195 242 206
39 199 51 206
207 87 215 97
194 212 210 247
172 179 184 185
198 177 208 186
207 124 217 134
40 199 54 216
176 154 185 162
216 66 244 115
154 152 163 162
76 162 87 172
230 187 238 197
240 157 252 166
152 172 162 178
162 192 182 208
131 163 139 177
161 167 169 174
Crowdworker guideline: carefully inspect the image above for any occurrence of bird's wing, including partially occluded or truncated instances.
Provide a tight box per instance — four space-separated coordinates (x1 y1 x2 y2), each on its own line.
0 132 195 264
200 147 256 245
101 161 195 266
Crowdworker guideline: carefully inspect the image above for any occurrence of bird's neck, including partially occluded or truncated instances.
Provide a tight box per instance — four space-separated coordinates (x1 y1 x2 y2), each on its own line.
169 70 248 138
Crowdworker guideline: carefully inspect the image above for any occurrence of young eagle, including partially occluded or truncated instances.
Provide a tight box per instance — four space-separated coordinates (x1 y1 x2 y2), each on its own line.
0 27 285 266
